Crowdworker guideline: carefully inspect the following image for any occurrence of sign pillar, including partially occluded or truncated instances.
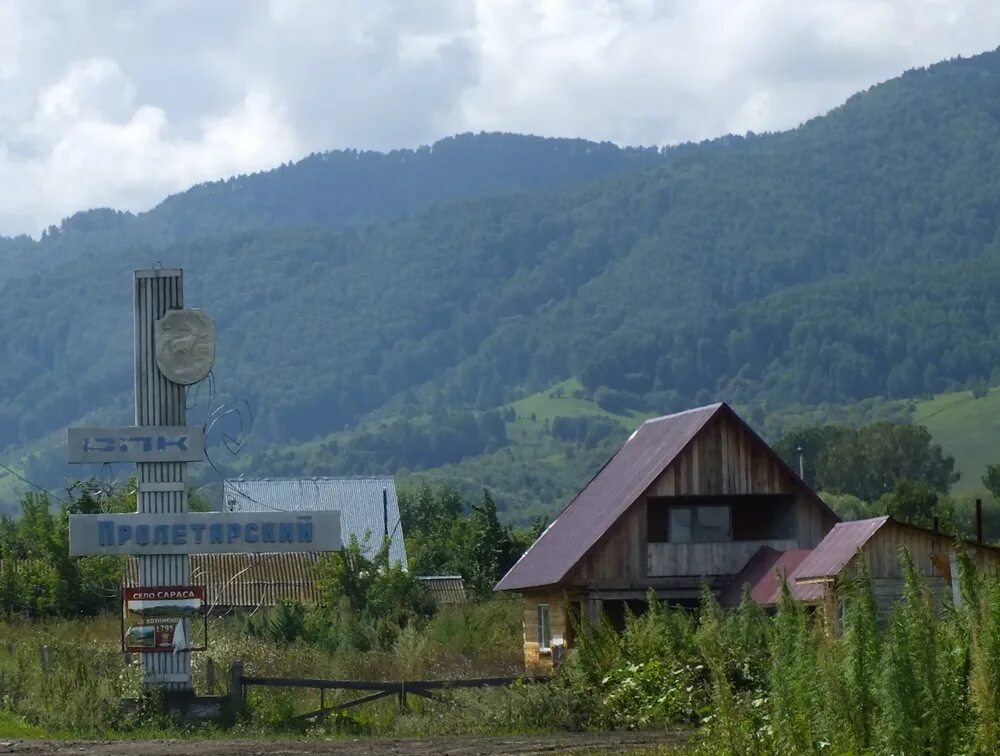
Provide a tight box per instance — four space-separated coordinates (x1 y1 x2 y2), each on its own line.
134 268 190 691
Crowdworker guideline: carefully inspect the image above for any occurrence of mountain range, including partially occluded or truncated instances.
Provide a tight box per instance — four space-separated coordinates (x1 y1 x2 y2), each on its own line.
4 49 1000 517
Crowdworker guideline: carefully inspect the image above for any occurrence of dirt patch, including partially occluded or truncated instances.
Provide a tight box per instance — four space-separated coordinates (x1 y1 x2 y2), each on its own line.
0 730 690 755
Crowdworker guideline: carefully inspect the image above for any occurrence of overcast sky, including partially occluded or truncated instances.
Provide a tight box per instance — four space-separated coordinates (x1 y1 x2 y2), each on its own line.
0 0 998 237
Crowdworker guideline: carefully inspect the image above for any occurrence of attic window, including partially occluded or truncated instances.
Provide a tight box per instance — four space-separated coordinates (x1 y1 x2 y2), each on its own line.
648 502 731 543
648 495 795 543
670 505 730 543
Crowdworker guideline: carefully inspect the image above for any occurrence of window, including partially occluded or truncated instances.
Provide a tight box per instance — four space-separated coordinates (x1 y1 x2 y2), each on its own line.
648 495 794 544
668 505 730 543
537 604 551 652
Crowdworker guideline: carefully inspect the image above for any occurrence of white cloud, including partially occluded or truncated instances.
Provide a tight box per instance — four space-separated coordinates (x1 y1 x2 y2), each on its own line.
0 56 296 234
0 0 999 236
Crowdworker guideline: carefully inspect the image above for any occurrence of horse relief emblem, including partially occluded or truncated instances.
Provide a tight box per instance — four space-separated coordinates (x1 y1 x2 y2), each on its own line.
155 309 215 385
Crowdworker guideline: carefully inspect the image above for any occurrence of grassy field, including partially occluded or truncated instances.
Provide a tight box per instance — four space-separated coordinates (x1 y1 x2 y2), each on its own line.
911 387 1000 493
407 379 644 521
507 377 648 427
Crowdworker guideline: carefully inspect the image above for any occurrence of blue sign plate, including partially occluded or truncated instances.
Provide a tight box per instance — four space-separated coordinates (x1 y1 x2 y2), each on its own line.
67 426 205 464
69 511 341 556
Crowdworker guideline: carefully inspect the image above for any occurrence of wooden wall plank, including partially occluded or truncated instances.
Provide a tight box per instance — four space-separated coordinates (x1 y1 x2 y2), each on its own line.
647 539 798 577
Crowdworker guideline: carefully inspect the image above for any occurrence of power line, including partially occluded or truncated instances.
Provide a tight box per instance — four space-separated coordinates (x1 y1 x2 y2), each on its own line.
0 461 65 502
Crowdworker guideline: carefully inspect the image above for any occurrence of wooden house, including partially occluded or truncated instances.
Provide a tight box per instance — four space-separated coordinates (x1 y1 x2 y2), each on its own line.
722 515 1000 622
495 402 839 668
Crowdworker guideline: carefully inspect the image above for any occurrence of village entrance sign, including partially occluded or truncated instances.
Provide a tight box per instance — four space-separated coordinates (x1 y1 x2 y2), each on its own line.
67 268 341 692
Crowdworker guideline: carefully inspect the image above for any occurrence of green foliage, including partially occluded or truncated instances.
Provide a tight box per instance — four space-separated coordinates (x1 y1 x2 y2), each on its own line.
876 479 951 527
983 463 1000 499
0 481 132 617
242 532 434 654
819 491 871 520
776 420 958 500
399 484 537 598
875 549 965 754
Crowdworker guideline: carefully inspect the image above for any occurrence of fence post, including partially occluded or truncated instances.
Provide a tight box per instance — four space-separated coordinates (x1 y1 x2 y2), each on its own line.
229 659 244 716
39 645 52 679
206 657 216 693
398 681 406 712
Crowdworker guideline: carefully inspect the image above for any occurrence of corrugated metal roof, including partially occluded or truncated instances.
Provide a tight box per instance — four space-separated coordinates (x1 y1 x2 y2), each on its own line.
223 477 407 569
719 546 813 607
126 553 323 611
418 575 467 605
792 516 890 580
495 404 724 591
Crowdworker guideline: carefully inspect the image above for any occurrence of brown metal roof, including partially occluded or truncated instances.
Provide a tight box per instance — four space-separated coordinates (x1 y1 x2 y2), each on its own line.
719 546 813 607
126 553 323 611
792 516 890 581
418 575 467 605
495 403 724 591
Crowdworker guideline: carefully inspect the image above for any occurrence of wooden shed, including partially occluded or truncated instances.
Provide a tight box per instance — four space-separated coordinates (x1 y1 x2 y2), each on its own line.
782 515 1000 622
495 402 839 669
127 553 322 614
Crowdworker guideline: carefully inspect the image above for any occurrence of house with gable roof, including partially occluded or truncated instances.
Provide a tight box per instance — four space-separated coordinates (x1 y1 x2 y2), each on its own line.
721 514 1000 622
496 402 839 668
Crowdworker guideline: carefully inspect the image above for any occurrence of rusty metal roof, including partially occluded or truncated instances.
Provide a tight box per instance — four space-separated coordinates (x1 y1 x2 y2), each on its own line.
719 546 813 607
418 575 467 605
127 553 323 611
792 516 890 581
495 403 725 591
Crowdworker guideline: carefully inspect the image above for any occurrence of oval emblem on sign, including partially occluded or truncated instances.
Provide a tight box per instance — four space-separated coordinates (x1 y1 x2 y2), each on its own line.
155 309 215 385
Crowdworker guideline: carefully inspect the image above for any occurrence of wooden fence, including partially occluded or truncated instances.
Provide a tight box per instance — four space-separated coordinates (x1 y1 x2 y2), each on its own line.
229 660 549 721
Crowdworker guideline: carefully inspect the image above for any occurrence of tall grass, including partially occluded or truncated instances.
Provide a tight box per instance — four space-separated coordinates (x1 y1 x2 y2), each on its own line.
552 548 1000 754
0 599 525 738
6 556 1000 753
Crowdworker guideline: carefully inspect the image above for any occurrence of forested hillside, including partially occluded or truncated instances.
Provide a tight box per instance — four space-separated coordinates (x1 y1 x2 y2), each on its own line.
5 50 1000 515
1 133 665 284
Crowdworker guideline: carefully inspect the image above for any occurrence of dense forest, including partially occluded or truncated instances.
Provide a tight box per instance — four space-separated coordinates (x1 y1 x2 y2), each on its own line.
5 50 1000 514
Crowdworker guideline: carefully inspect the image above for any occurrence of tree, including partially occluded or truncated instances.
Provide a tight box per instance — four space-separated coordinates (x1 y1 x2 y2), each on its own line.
875 480 945 527
777 422 958 502
398 484 535 599
312 532 431 649
774 425 853 488
468 490 521 599
0 479 132 617
983 464 1000 499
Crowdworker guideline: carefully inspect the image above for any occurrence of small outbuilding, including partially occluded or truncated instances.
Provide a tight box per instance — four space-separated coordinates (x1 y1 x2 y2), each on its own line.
223 476 407 568
495 402 839 668
724 515 1000 622
127 552 322 614
417 575 468 606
